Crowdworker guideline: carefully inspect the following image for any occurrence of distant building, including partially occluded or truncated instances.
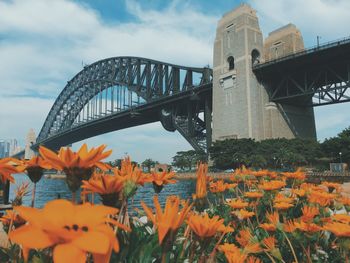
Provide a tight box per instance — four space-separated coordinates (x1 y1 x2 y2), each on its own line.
24 128 36 159
9 139 21 156
0 139 23 158
0 140 10 158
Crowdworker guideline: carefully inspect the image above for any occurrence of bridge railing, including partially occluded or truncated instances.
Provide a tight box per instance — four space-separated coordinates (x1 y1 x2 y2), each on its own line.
253 35 350 69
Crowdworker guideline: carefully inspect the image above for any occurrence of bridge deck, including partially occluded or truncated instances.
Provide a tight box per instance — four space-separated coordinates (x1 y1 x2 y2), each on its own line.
253 36 350 106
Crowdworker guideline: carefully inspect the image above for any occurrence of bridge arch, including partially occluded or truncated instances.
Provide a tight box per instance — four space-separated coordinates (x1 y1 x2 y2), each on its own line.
37 57 212 153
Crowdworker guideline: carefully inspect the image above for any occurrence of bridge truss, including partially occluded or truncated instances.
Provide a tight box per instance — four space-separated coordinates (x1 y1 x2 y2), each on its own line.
37 57 212 153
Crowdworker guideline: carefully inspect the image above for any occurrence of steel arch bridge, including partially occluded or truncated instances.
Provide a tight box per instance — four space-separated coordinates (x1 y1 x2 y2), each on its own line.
35 57 213 153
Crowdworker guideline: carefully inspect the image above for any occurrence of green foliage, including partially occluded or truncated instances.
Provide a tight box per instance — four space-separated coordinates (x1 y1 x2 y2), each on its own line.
208 128 350 170
322 127 350 164
172 150 206 170
141 158 158 172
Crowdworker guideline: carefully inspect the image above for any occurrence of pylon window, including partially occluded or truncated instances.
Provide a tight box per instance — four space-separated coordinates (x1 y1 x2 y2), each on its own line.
227 56 235 70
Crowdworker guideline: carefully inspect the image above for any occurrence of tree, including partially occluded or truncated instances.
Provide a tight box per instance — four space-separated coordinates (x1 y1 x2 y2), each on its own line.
142 158 157 172
172 150 206 171
107 159 122 168
209 138 256 169
322 126 350 165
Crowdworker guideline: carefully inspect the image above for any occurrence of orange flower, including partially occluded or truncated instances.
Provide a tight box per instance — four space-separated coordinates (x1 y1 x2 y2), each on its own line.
141 195 191 244
9 199 129 263
39 144 112 171
0 157 19 183
273 202 293 210
301 206 319 222
324 222 350 237
148 171 177 186
281 168 305 180
20 156 52 183
332 214 350 224
39 144 112 192
218 243 247 263
321 181 341 192
218 224 235 234
259 223 276 232
82 175 123 195
218 243 240 254
82 175 124 206
113 157 148 198
245 179 258 187
308 190 335 206
245 191 263 199
209 180 230 193
292 188 306 197
236 209 255 220
260 211 279 232
187 213 225 239
193 163 208 199
266 211 279 225
251 170 270 177
113 157 147 185
294 221 321 233
283 220 297 233
339 197 350 206
274 193 294 204
259 180 286 191
244 242 263 254
236 228 253 247
226 199 249 209
230 166 254 182
262 236 276 251
247 256 263 263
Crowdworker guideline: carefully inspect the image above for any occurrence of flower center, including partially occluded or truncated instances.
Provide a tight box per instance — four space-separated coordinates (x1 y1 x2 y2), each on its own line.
63 224 89 232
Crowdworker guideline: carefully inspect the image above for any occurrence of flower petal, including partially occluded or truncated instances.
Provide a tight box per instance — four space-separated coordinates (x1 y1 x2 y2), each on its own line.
53 244 86 263
9 225 54 249
72 231 110 254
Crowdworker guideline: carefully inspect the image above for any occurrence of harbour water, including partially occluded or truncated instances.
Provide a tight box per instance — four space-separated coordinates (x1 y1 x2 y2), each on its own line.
9 174 196 209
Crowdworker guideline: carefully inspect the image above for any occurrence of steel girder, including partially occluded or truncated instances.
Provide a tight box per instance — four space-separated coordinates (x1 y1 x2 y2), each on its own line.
257 63 350 107
253 37 350 107
37 56 212 152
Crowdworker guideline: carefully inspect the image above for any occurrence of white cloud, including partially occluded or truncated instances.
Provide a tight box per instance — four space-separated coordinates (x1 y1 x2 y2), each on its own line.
0 97 53 145
250 0 350 42
0 0 215 162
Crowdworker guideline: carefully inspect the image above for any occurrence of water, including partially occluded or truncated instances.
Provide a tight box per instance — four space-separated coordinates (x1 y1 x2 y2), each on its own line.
9 174 196 210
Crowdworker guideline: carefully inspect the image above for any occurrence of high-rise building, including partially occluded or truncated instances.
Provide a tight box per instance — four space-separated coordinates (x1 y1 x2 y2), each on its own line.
0 140 10 158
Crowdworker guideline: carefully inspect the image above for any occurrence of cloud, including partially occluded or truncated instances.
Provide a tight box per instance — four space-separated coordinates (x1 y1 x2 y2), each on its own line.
0 0 215 162
0 97 53 145
249 0 350 43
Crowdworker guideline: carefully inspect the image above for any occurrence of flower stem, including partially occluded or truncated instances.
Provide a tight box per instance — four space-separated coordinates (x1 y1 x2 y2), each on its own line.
161 250 167 263
72 191 76 204
264 251 277 263
31 183 36 207
282 231 298 263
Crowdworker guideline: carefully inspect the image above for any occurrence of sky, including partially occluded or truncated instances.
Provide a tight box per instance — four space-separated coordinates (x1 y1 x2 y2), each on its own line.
1 0 350 163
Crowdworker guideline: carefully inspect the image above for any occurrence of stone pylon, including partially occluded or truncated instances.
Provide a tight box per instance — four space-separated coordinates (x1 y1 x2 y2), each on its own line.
212 4 316 142
24 128 36 160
